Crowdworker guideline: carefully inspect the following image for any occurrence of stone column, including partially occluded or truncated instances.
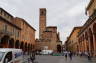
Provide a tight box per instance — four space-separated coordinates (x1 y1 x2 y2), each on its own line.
93 32 96 56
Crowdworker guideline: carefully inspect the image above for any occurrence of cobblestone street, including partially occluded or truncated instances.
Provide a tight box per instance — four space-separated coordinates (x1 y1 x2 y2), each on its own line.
35 55 96 63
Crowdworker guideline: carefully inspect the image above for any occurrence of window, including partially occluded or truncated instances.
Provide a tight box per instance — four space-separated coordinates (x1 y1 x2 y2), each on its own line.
0 52 5 61
8 16 11 20
0 10 3 15
6 14 9 19
12 28 14 34
0 9 1 14
15 52 22 58
3 24 7 32
40 10 46 16
4 13 6 17
4 52 12 63
17 31 19 37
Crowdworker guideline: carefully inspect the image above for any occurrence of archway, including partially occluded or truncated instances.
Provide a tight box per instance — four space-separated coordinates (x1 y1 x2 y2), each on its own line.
20 41 24 50
31 44 32 50
28 43 30 54
29 44 31 51
85 32 89 52
0 35 10 48
57 44 61 53
89 28 94 55
25 43 28 52
9 38 14 48
85 32 88 40
15 40 20 48
28 44 30 51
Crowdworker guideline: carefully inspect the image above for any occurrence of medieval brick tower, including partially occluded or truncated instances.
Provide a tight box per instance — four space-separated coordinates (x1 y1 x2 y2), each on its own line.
36 8 62 52
39 8 46 39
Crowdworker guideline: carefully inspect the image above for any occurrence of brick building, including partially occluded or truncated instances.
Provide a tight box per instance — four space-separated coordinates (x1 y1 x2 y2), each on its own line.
0 8 21 48
36 8 62 52
0 8 36 52
13 17 36 51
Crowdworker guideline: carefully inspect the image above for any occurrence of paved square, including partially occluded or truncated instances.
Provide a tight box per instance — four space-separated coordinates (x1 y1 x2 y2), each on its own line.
35 55 96 63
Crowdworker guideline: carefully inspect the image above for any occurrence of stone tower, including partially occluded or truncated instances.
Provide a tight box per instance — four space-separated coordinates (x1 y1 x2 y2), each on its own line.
39 8 46 39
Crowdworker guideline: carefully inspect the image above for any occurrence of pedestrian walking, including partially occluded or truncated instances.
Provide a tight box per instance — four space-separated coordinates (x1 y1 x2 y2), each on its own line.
87 53 91 60
69 51 73 60
64 51 68 60
30 51 36 63
65 53 67 60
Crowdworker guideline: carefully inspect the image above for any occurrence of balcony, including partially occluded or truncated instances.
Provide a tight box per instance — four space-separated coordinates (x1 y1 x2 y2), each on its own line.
0 29 13 36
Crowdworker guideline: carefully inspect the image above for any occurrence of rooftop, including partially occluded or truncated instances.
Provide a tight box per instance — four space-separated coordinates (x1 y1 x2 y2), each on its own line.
15 17 36 31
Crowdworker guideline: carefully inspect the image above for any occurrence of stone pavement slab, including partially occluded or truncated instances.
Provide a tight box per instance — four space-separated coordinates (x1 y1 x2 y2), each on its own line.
59 56 96 63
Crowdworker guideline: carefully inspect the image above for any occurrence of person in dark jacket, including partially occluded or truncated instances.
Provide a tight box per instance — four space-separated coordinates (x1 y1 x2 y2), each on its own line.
30 51 35 63
87 53 91 60
69 51 73 60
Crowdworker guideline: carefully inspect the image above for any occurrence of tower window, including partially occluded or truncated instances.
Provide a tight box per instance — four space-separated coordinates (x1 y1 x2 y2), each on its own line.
40 10 46 16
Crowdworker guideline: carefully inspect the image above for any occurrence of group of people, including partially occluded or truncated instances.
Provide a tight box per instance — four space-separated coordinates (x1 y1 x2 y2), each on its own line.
78 51 91 60
63 51 92 60
63 51 73 60
26 51 36 63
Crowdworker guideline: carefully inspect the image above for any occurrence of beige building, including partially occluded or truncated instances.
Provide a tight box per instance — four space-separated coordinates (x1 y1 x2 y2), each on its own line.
36 8 62 52
65 27 82 53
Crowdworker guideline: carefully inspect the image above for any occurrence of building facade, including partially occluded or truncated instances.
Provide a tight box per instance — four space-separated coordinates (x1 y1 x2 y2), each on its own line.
0 8 36 52
0 8 21 48
78 0 96 56
36 8 62 52
65 27 82 53
13 17 36 52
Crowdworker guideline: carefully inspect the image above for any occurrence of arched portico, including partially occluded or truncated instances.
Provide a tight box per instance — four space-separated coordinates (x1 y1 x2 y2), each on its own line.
57 44 61 53
31 44 32 50
9 38 14 48
20 41 24 50
15 40 20 48
0 35 10 48
89 28 94 56
25 43 28 52
85 32 89 52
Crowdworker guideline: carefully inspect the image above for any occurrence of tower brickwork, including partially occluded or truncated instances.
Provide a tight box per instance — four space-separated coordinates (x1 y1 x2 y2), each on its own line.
39 8 46 39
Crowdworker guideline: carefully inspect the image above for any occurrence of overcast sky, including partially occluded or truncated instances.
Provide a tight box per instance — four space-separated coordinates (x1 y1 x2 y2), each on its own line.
0 0 90 44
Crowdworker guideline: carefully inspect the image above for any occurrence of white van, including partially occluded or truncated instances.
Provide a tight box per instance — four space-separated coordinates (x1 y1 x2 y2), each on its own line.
0 48 23 63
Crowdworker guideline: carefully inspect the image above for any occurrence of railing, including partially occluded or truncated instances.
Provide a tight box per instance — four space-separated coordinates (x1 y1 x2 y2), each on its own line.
0 29 13 36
